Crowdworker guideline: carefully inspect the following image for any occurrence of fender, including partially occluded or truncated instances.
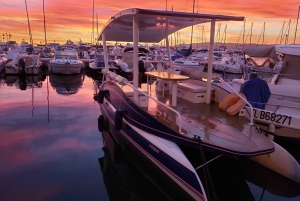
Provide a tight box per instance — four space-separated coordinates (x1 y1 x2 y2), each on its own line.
219 93 246 115
226 93 246 115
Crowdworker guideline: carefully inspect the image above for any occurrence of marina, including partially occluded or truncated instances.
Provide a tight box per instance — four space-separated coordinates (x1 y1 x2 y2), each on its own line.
0 67 300 200
1 2 300 200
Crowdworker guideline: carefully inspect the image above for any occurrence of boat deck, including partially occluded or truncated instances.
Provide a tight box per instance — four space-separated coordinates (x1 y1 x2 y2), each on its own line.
123 81 274 156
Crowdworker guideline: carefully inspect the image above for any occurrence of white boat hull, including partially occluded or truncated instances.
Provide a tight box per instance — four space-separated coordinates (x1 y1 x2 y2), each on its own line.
49 62 83 74
251 142 300 184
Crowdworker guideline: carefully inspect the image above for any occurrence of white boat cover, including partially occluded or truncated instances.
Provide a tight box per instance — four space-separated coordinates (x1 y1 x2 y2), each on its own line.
98 8 244 43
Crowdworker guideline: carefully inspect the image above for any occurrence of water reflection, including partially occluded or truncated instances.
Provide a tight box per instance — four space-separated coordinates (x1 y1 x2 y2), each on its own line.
1 73 46 90
49 72 84 95
0 69 299 201
99 129 173 201
0 70 107 201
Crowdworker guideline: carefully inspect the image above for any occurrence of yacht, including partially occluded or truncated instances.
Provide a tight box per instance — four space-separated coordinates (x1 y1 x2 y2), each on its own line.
48 51 84 74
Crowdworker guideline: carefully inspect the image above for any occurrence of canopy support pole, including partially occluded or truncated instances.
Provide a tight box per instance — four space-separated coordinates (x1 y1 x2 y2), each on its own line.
102 33 109 81
165 19 172 71
206 19 216 104
133 15 139 103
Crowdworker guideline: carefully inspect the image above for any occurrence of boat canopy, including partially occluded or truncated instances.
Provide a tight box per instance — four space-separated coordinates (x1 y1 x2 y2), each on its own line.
98 8 244 104
98 8 244 43
244 46 279 67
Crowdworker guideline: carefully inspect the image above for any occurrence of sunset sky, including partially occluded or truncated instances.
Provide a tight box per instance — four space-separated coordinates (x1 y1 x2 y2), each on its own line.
1 0 300 46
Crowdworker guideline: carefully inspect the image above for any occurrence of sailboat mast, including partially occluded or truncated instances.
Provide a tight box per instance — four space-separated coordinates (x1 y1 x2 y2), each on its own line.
92 0 95 45
294 6 300 44
190 0 195 45
276 21 285 44
96 13 99 45
286 19 291 44
24 0 33 44
262 22 265 45
256 22 265 46
42 0 47 44
223 24 227 48
250 22 253 45
235 19 245 49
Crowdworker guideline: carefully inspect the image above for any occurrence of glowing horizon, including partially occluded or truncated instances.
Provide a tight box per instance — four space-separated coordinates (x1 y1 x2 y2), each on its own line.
1 1 300 46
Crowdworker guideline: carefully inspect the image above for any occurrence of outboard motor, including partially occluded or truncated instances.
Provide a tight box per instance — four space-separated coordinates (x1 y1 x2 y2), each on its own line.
138 60 146 87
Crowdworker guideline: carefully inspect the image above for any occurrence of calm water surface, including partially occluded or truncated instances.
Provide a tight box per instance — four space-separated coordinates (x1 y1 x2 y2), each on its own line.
0 69 299 201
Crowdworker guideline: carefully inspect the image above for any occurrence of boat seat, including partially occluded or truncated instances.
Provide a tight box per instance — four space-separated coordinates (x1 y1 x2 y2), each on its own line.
177 81 207 103
177 82 207 93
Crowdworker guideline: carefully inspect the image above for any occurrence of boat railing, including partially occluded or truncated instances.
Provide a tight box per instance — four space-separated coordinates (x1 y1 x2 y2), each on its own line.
101 69 183 133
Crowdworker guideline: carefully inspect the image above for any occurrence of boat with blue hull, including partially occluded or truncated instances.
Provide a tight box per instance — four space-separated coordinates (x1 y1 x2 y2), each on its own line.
96 8 299 200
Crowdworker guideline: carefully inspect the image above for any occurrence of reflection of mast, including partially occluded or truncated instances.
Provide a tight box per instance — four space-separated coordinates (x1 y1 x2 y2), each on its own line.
47 75 50 122
32 83 34 117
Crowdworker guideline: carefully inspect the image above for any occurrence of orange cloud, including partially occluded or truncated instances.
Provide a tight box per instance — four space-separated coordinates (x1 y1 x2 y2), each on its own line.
0 0 299 44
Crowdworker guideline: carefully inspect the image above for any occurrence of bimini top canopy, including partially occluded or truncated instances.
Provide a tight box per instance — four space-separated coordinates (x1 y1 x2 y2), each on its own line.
98 8 244 43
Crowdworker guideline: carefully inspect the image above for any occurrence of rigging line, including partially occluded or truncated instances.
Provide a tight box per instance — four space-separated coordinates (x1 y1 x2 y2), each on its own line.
198 143 210 201
198 142 218 201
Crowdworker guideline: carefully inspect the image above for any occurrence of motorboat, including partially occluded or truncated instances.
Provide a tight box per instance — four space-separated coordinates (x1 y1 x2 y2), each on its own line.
96 8 299 200
89 53 118 71
4 53 42 75
48 51 84 74
212 54 243 74
173 58 204 71
243 45 282 74
227 45 300 140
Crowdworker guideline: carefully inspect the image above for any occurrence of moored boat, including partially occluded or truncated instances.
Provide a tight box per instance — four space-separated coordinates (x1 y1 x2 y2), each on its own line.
48 51 84 74
4 53 42 75
96 8 299 200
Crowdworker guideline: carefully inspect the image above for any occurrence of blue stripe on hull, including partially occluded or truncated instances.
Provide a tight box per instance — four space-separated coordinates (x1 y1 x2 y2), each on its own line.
101 104 205 200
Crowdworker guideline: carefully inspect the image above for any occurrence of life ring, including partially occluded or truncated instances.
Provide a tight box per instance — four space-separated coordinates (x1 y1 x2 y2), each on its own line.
219 93 246 115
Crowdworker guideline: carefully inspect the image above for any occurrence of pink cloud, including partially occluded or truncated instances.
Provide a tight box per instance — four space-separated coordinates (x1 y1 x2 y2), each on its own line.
0 0 299 44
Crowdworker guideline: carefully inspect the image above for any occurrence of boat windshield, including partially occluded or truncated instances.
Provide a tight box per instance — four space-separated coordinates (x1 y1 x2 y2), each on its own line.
55 51 78 60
